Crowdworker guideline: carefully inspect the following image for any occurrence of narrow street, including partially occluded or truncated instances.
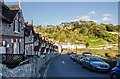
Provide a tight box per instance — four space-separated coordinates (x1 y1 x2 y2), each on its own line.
44 54 110 79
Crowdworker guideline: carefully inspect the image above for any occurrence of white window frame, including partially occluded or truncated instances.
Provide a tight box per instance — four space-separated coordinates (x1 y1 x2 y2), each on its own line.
15 20 19 33
0 46 6 54
14 42 19 54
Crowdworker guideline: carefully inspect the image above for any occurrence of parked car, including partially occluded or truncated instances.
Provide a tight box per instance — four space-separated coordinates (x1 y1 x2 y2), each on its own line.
82 52 92 56
111 60 120 79
70 54 78 61
81 56 110 72
76 56 84 65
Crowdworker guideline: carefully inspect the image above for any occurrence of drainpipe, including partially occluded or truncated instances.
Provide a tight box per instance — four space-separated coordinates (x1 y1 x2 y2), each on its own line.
23 29 25 60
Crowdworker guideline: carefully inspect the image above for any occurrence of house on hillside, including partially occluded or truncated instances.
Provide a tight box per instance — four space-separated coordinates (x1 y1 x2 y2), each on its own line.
0 3 25 63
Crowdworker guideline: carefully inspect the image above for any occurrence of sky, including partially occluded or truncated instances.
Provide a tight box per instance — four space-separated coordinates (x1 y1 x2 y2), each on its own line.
4 0 120 2
5 1 119 26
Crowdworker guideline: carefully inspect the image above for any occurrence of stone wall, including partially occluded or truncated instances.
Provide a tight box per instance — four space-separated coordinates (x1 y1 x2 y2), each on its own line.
1 53 59 78
0 22 24 37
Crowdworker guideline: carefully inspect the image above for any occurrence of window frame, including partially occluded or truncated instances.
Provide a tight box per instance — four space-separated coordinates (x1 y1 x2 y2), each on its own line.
14 14 21 33
13 42 20 54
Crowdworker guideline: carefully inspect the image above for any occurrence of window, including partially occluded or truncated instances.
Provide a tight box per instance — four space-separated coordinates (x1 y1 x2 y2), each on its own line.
14 42 19 54
14 15 21 33
0 46 6 54
14 20 19 33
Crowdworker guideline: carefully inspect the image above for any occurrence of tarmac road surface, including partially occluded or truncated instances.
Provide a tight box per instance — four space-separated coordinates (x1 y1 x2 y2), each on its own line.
44 54 110 79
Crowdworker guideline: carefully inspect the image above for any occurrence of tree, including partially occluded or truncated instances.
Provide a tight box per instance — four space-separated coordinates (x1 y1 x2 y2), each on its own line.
99 24 106 31
85 42 89 48
79 27 88 35
88 21 96 26
106 24 115 31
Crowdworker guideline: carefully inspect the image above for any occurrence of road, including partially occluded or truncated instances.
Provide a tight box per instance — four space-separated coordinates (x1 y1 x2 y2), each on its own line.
44 54 110 79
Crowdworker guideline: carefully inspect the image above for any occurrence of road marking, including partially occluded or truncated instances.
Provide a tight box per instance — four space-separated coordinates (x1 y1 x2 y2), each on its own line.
62 61 65 64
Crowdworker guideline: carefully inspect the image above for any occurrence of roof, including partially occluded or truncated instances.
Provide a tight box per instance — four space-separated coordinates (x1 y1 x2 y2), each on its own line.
0 2 19 23
34 33 39 41
24 23 35 36
8 5 20 10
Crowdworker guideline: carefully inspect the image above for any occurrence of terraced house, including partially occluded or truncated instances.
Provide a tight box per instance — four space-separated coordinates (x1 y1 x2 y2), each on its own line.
34 33 41 56
0 2 25 63
24 22 35 57
0 2 60 65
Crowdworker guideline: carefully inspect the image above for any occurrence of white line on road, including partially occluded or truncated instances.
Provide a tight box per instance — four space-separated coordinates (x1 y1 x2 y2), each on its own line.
62 61 65 64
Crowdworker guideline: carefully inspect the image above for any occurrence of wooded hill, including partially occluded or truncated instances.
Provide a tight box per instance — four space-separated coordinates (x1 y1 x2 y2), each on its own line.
34 20 118 48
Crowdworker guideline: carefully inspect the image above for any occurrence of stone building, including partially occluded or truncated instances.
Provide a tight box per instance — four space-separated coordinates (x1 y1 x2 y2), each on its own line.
0 2 59 64
24 23 35 57
40 36 47 55
34 33 41 57
0 2 25 63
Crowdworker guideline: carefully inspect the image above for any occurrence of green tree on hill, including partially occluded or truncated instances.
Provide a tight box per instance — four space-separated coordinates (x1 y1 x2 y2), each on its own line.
34 20 118 47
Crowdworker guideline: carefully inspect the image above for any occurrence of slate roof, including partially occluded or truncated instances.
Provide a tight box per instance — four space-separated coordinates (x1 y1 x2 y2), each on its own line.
24 23 35 36
0 2 19 23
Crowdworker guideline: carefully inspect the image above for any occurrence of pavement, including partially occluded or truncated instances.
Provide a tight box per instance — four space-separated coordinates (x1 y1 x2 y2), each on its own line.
43 54 111 79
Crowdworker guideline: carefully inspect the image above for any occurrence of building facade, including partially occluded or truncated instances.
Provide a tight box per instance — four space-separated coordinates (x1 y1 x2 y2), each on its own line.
0 3 25 62
24 23 35 57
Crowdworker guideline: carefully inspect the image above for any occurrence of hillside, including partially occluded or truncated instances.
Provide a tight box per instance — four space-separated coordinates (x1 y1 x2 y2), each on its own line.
34 20 118 48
